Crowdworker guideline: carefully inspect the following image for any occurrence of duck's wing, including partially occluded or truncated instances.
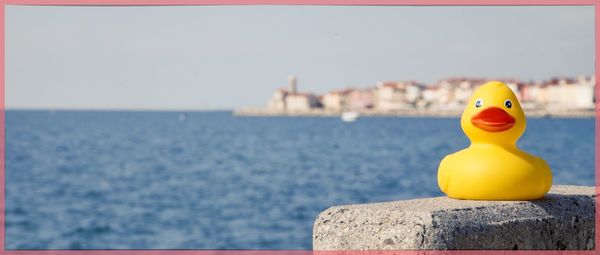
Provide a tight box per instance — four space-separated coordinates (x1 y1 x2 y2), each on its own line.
437 156 452 194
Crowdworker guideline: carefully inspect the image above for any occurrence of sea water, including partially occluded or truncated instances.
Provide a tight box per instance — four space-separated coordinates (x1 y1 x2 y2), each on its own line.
5 111 595 249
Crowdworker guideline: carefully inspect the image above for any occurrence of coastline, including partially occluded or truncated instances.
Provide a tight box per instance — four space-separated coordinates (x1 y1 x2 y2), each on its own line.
233 108 596 118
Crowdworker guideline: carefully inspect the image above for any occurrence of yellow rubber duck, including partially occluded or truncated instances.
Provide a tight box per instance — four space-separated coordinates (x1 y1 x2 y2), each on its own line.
437 81 552 200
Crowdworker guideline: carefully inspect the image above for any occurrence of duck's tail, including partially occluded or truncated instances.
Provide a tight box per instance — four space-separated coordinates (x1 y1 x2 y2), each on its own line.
537 157 553 193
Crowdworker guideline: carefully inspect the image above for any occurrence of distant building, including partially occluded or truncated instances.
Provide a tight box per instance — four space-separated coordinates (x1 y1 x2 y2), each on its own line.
322 88 374 111
439 78 487 106
541 76 595 109
374 81 413 111
574 75 596 109
347 89 374 110
405 82 422 104
267 88 288 111
322 89 350 111
517 82 544 110
265 74 595 114
453 81 474 104
286 93 319 111
421 86 438 102
288 75 298 94
268 75 320 112
433 79 457 109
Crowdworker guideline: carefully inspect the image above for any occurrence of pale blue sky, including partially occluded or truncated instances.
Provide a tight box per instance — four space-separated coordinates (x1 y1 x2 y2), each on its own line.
6 5 594 110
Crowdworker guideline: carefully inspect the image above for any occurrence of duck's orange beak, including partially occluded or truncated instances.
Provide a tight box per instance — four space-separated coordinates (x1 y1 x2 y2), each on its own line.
471 106 515 132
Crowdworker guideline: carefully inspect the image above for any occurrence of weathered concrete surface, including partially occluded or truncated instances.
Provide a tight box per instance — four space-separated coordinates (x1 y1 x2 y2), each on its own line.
313 185 595 250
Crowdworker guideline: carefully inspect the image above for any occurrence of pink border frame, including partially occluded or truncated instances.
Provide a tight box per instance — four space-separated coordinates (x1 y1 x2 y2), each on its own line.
0 0 597 254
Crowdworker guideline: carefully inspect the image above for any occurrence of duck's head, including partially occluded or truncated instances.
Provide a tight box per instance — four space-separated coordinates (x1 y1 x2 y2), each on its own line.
460 81 526 145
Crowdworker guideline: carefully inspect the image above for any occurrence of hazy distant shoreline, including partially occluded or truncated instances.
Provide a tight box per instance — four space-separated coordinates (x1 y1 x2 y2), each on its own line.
4 108 595 118
233 108 596 118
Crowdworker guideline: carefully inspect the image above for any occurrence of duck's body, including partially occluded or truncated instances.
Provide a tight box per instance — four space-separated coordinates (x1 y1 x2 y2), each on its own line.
439 144 552 200
437 81 553 200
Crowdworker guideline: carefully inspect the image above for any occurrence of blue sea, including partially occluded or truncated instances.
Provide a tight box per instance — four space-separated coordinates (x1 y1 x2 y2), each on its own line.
5 111 595 249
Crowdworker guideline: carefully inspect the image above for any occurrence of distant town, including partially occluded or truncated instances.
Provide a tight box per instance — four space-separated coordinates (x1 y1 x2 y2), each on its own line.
235 75 596 118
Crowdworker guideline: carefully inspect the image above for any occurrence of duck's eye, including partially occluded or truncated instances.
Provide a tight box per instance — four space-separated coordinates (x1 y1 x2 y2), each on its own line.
475 98 483 108
504 99 512 109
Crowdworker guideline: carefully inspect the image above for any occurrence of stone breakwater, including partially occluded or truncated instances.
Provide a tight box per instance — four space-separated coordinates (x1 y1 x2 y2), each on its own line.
234 108 595 118
313 185 595 250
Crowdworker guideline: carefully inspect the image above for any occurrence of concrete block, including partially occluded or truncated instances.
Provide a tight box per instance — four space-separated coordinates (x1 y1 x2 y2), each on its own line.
313 185 595 250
